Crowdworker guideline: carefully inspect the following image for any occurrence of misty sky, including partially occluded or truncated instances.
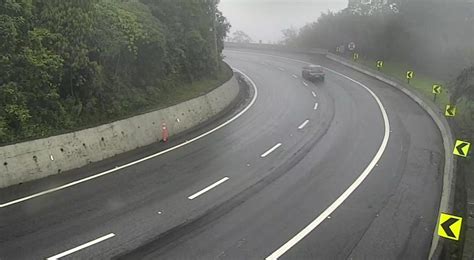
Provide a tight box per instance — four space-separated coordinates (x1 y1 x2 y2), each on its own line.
218 0 348 43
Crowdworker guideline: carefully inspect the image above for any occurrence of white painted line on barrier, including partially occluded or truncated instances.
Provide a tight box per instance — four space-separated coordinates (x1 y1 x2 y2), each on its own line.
47 233 115 260
225 50 391 260
311 91 317 98
261 143 282 158
314 103 319 110
188 177 230 200
298 120 309 130
0 68 258 208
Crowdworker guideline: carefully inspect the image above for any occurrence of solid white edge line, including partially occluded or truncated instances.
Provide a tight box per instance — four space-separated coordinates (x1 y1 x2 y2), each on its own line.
314 103 319 110
187 177 230 200
260 143 282 158
0 68 258 208
298 120 309 130
46 233 115 260
224 50 390 260
311 91 317 97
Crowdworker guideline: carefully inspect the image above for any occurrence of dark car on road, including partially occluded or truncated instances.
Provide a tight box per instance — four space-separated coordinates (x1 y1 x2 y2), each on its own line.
302 65 325 82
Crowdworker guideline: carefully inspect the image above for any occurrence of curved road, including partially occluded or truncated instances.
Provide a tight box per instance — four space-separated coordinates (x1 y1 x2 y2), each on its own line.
0 49 443 259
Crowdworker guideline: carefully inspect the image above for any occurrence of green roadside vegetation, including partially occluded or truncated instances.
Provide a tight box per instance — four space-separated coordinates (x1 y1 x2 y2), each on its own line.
0 0 232 145
54 61 233 136
140 62 233 113
359 58 449 106
357 57 473 136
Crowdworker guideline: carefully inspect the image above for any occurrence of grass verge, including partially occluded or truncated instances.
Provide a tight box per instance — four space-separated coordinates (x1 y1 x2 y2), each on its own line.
354 57 473 260
142 62 233 112
357 58 473 132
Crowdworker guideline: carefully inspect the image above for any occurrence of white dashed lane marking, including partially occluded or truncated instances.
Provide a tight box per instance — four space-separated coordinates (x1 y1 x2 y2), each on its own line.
261 143 282 158
47 233 115 260
298 120 309 130
188 177 230 200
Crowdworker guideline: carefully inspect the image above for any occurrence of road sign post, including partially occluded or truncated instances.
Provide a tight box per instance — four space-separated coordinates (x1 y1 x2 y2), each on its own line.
406 71 414 84
376 60 383 71
432 84 442 103
353 53 359 61
445 105 456 117
348 42 356 51
438 213 463 241
453 140 471 158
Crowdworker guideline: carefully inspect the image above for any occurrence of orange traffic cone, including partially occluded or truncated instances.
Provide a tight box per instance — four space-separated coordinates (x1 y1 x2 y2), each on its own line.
161 123 169 142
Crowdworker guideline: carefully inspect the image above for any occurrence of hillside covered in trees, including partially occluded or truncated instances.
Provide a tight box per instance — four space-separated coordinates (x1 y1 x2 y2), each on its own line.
0 0 231 144
284 0 474 80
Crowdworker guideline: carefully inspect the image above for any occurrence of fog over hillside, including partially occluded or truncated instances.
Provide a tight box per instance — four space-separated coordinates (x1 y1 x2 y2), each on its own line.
218 0 347 43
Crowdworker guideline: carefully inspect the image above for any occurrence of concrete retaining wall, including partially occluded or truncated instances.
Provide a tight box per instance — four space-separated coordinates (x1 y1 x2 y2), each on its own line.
0 75 240 188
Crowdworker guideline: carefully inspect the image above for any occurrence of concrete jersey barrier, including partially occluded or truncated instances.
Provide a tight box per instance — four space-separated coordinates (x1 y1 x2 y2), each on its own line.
0 75 240 188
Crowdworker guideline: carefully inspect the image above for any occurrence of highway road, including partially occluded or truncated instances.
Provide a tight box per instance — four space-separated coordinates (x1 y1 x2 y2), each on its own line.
0 49 444 259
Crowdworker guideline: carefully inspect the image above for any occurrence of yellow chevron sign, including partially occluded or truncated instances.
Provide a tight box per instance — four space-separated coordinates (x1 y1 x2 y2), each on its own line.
432 84 442 94
445 105 456 117
353 53 359 61
376 60 384 68
453 140 471 157
438 213 462 241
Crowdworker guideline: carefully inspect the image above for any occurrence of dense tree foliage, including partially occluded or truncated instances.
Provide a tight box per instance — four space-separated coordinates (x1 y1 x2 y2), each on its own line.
451 66 474 104
0 0 231 144
228 30 252 44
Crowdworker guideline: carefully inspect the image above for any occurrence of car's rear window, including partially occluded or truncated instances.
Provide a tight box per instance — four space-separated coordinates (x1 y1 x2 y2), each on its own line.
306 66 322 72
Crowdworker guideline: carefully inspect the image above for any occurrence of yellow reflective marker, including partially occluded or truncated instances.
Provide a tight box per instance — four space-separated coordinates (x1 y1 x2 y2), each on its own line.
438 213 462 241
406 71 414 79
445 105 456 117
453 140 471 157
353 53 359 61
376 60 384 68
432 84 442 94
